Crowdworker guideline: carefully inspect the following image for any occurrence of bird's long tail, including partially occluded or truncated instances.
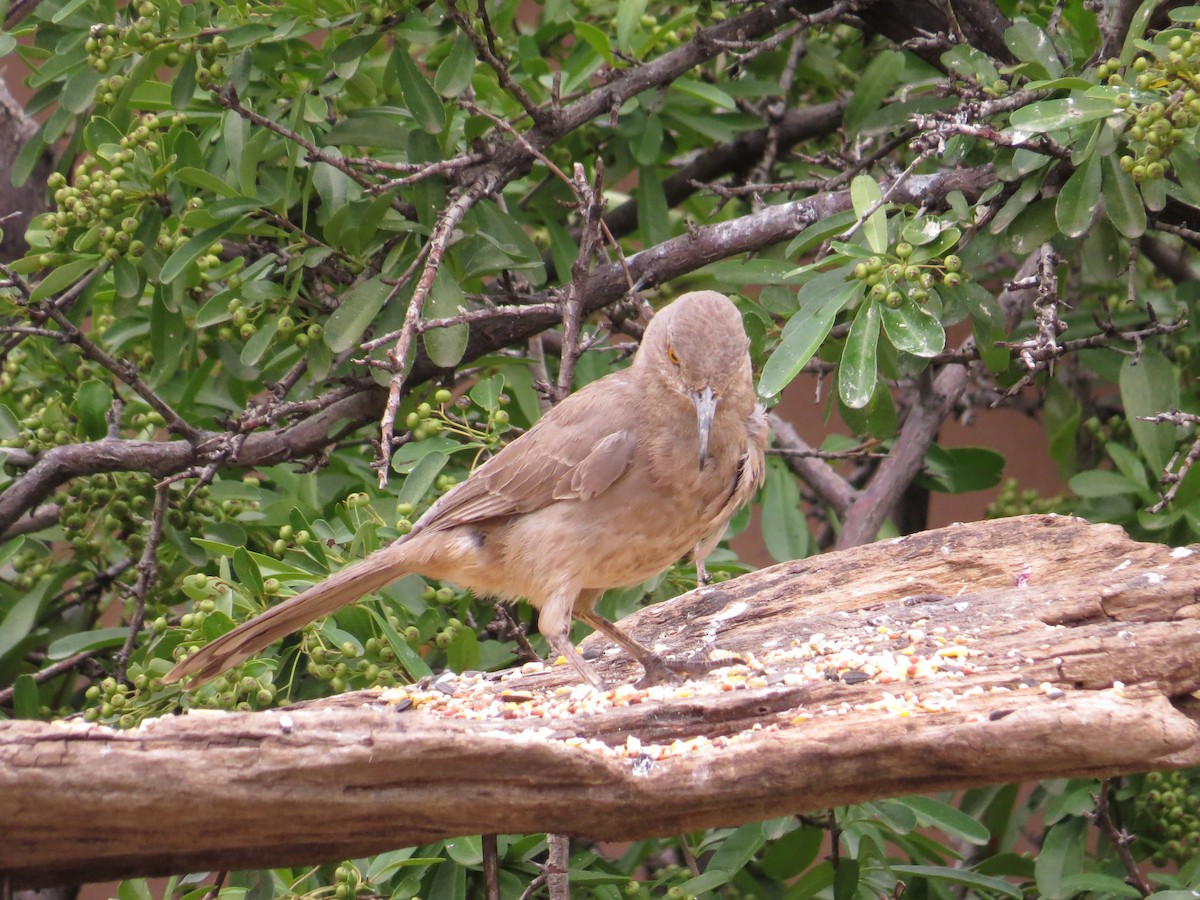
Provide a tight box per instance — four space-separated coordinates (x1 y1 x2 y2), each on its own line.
162 544 410 687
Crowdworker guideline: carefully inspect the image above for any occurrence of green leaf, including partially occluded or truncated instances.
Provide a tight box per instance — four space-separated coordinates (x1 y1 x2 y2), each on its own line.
29 256 99 303
13 674 38 719
707 258 798 286
325 114 413 151
112 256 141 299
1119 349 1179 474
1007 96 1118 135
896 796 991 845
1069 469 1137 498
444 835 482 866
615 0 647 52
1055 874 1140 898
1004 20 1063 79
172 54 197 109
679 824 768 892
918 446 1005 494
1055 151 1101 238
240 321 277 367
470 374 505 411
333 30 382 64
672 77 737 111
570 20 614 65
324 275 392 353
46 626 129 660
1101 153 1146 238
0 592 41 661
890 866 1022 899
367 607 433 680
233 546 264 595
75 379 113 440
838 299 880 409
761 458 809 563
174 166 242 198
62 65 103 113
161 221 241 285
1044 378 1081 476
422 269 468 368
832 857 859 900
785 210 857 257
394 45 446 133
845 50 903 134
433 36 476 97
1034 819 1086 899
1171 143 1200 206
1006 198 1058 254
879 296 945 357
786 861 836 899
761 825 822 880
638 165 669 248
1120 0 1159 65
631 112 663 165
758 271 859 399
0 407 19 440
839 380 896 440
396 450 449 507
850 175 888 254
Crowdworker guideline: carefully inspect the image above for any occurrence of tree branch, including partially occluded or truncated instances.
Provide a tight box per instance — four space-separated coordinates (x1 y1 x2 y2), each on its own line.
3 515 1198 888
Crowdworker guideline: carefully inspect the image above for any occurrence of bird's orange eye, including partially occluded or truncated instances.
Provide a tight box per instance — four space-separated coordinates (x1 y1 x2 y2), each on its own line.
667 346 680 365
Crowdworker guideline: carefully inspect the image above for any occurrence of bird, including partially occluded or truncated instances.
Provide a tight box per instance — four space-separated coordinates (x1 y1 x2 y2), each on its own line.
163 290 767 691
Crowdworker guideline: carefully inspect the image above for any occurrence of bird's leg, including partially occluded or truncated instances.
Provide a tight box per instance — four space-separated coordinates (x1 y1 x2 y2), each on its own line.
575 608 740 689
545 629 606 690
538 590 607 690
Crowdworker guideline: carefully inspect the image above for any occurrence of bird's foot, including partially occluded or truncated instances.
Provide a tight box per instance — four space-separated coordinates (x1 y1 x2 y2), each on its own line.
634 651 744 689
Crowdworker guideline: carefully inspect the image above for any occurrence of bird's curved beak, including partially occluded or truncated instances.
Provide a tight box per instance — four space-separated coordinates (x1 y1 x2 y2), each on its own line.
691 386 717 468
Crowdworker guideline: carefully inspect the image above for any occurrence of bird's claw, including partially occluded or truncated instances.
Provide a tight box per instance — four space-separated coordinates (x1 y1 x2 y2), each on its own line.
634 652 743 689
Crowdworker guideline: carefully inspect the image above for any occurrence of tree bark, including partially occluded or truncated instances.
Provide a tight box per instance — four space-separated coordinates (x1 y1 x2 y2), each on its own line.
0 75 50 263
2 514 1198 888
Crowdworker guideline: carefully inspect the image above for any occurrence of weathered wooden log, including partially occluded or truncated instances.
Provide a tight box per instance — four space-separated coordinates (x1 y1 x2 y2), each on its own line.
3 515 1198 888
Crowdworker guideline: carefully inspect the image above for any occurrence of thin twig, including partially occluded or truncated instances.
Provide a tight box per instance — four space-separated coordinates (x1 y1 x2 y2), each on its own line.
376 174 499 486
545 833 570 900
1137 410 1200 513
1090 780 1151 897
0 649 102 706
115 482 171 679
482 833 500 900
556 162 606 399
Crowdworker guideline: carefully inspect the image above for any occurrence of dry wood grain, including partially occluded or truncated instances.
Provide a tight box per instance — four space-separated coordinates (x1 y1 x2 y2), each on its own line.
2 514 1198 888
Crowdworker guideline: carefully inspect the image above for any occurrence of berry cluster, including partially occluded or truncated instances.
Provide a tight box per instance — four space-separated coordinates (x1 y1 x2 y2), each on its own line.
405 387 511 447
56 471 158 555
851 245 965 308
1097 21 1200 183
1133 769 1200 865
302 630 404 693
985 478 1065 519
0 392 75 453
37 113 190 267
219 296 321 345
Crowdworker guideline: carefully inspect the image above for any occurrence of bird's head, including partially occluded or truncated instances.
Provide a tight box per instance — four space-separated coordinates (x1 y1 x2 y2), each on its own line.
637 291 752 467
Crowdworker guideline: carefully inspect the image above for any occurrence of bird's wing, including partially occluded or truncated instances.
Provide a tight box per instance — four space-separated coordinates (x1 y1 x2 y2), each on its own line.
411 373 640 532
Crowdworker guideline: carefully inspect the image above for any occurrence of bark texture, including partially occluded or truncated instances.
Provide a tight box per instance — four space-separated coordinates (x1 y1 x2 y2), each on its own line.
2 515 1198 888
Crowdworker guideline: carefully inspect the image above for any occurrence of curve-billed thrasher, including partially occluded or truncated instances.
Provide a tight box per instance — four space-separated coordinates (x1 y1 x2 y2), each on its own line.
164 291 767 690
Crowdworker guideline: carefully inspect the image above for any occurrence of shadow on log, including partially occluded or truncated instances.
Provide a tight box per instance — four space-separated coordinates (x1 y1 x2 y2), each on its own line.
2 515 1198 887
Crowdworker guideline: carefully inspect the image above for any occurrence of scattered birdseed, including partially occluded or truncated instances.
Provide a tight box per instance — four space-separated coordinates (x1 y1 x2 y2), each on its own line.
372 620 1019 763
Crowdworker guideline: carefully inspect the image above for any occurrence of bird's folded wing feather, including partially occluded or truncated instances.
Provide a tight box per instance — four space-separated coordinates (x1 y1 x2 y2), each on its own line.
411 374 640 532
